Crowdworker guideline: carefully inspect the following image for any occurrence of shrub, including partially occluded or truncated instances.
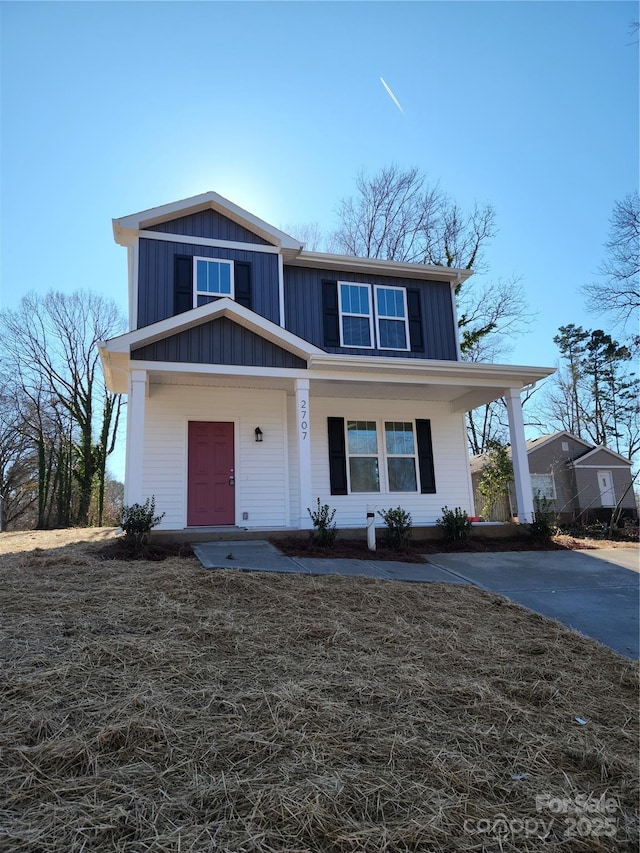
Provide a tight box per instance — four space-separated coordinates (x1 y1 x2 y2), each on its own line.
436 506 473 542
121 496 165 547
476 440 513 520
307 498 337 547
378 506 413 551
527 493 556 541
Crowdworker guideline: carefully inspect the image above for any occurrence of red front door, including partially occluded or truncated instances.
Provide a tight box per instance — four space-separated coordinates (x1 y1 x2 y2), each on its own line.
187 422 235 526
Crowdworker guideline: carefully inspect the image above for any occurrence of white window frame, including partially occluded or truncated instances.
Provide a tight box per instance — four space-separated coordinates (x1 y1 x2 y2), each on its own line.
346 420 380 493
530 472 556 500
344 419 419 495
338 282 375 349
384 420 418 492
193 256 235 306
374 285 410 351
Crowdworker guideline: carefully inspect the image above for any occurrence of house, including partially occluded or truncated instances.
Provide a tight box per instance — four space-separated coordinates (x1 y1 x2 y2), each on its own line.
99 191 554 533
470 431 637 522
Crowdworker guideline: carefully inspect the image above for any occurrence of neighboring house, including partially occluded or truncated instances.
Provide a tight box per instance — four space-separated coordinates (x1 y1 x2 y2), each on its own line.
99 192 554 532
471 431 637 522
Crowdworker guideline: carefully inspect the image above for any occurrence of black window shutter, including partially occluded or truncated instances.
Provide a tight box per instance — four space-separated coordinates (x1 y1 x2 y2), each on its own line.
174 255 193 315
322 280 340 347
407 289 424 352
327 417 348 495
416 419 436 493
235 262 252 310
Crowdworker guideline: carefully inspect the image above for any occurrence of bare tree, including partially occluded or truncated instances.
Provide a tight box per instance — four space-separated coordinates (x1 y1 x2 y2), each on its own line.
0 291 126 527
279 221 326 253
582 192 640 331
332 165 535 454
0 377 39 529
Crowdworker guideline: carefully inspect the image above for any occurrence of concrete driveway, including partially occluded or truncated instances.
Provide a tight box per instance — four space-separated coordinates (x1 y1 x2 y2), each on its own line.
429 548 639 659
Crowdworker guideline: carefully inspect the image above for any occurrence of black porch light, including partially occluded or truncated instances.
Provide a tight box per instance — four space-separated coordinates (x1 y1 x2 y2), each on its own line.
254 426 263 442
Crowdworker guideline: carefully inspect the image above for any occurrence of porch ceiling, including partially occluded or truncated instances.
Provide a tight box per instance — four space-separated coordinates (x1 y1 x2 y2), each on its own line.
146 371 523 412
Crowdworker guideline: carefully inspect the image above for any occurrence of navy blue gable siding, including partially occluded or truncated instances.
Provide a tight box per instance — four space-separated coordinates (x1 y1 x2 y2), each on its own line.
284 266 458 361
146 209 271 244
131 317 306 369
137 239 280 327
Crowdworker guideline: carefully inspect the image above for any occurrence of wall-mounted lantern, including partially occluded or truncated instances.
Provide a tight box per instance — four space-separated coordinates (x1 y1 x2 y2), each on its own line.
254 427 263 443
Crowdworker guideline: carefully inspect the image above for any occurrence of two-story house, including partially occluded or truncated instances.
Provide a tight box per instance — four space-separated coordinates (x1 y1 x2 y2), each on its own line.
99 192 554 532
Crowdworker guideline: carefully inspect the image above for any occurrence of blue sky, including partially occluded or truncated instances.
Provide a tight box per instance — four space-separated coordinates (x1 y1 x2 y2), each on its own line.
1 1 638 478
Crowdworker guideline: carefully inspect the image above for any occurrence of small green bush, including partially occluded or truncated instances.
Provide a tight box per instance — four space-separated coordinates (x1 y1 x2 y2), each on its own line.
307 498 337 547
527 493 556 541
436 506 473 542
121 496 165 547
378 506 413 551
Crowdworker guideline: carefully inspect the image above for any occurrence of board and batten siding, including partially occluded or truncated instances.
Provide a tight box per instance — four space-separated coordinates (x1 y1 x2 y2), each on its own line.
137 239 280 328
283 265 458 360
131 318 306 368
147 209 271 244
142 385 289 530
303 398 473 527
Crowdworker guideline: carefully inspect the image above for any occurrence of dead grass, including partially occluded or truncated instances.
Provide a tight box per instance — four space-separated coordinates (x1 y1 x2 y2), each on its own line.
1 530 638 852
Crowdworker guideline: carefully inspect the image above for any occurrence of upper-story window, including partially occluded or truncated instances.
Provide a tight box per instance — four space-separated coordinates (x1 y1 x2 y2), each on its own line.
375 286 409 350
339 283 374 348
337 282 409 351
194 257 234 306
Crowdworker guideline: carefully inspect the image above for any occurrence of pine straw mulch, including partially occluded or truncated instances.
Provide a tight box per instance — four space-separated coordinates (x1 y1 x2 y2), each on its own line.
1 532 638 852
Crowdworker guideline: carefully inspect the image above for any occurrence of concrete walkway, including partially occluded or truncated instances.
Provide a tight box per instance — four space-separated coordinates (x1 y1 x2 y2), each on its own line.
193 540 470 584
193 541 639 659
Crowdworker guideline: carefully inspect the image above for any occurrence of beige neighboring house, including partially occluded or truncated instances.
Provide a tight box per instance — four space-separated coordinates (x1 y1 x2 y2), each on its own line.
471 431 637 523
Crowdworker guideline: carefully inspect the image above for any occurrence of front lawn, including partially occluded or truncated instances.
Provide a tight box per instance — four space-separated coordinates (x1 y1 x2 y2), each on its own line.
1 530 638 852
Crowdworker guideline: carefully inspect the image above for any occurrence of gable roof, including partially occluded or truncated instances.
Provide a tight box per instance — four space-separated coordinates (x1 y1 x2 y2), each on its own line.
113 191 304 254
568 445 634 467
99 297 325 392
470 430 633 472
524 431 592 454
113 192 474 285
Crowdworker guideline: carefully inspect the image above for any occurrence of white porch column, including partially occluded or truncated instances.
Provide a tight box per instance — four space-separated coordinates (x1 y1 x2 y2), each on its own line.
505 387 534 523
124 369 147 506
295 378 313 529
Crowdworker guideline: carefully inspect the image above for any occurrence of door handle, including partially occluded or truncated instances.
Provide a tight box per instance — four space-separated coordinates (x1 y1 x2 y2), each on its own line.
229 475 235 486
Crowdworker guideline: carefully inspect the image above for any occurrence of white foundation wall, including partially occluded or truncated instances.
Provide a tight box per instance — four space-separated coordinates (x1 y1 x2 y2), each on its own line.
306 397 474 528
140 384 290 530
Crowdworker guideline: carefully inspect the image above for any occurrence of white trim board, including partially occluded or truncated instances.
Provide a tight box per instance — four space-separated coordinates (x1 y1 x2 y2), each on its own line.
138 230 281 254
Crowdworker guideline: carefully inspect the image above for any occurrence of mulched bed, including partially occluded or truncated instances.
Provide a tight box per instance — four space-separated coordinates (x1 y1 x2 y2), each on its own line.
274 536 430 562
95 539 194 562
0 544 638 852
273 534 625 560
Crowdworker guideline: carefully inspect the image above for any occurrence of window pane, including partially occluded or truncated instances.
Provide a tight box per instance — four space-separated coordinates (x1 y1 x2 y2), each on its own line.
531 474 554 499
196 260 209 292
379 318 406 349
385 422 415 455
349 457 380 492
343 316 371 347
377 287 404 318
341 284 369 315
219 263 231 294
347 421 378 454
388 458 417 492
196 260 233 295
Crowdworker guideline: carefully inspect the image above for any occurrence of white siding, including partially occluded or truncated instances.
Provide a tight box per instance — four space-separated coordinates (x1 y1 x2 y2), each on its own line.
307 398 473 528
138 385 474 531
142 384 289 530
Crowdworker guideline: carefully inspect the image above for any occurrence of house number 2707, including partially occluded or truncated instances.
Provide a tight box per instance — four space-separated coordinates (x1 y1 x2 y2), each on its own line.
300 398 308 440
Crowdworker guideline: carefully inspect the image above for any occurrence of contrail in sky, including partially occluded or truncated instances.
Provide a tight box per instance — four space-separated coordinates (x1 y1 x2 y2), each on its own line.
380 77 405 114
